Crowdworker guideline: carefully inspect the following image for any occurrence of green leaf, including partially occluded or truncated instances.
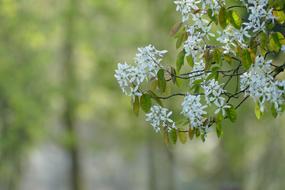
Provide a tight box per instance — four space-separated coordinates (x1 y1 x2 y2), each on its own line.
204 49 212 70
269 32 282 52
241 48 253 70
169 129 177 144
186 55 194 67
195 128 201 138
163 130 169 145
219 7 228 29
271 104 278 118
178 130 188 144
273 11 285 24
213 49 222 65
133 96 140 116
216 122 223 138
189 127 195 140
255 102 262 120
157 69 166 93
140 94 152 113
215 112 224 138
148 91 163 106
228 10 242 29
208 9 218 24
176 50 185 73
269 0 285 11
176 32 187 49
170 22 183 37
226 106 237 122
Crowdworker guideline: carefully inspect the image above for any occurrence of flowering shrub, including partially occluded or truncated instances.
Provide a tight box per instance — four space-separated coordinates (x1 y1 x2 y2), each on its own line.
115 0 285 143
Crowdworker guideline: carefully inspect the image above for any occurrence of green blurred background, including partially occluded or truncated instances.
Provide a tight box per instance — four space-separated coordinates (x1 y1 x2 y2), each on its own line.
0 0 285 190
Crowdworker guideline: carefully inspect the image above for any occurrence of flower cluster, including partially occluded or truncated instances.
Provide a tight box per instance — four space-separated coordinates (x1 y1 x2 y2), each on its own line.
242 0 275 32
174 0 224 22
115 45 167 97
115 0 285 140
135 45 168 79
241 56 285 113
217 26 250 54
181 94 207 129
146 105 176 132
202 79 230 116
174 0 200 22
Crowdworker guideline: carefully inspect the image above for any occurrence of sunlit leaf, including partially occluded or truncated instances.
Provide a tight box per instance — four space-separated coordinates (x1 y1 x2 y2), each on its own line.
228 10 242 29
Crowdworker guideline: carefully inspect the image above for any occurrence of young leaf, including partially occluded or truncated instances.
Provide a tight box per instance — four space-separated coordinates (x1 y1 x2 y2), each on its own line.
255 102 262 120
169 129 177 144
228 10 242 29
148 91 163 106
176 32 187 49
216 122 223 138
170 22 183 37
241 49 253 70
226 106 237 122
271 104 278 118
157 69 166 92
176 50 185 73
178 131 188 144
140 94 152 113
273 10 285 24
189 127 195 140
269 33 282 52
219 7 228 29
133 96 140 116
186 55 194 67
216 112 224 138
163 130 170 145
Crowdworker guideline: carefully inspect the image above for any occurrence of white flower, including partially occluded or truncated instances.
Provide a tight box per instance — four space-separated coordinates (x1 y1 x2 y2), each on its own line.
202 79 230 116
202 79 225 104
202 0 224 13
115 63 145 96
115 45 167 97
135 44 167 79
189 60 207 86
174 0 201 22
214 97 230 116
243 0 274 32
181 94 207 128
183 30 205 59
217 26 250 54
240 55 285 113
146 105 176 132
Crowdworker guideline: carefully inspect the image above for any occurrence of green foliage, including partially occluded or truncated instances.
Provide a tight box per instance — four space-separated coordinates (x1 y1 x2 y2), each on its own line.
140 94 152 113
219 7 228 29
133 96 140 116
176 50 185 73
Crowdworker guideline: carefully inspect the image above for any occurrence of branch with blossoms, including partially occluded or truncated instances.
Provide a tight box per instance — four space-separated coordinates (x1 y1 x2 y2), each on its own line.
115 0 285 143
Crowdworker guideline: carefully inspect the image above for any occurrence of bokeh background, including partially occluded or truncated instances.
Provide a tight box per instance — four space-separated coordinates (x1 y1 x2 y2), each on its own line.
0 0 285 190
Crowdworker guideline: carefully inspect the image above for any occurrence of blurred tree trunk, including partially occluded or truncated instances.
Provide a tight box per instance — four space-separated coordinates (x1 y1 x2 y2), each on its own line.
147 131 157 190
62 0 82 190
145 1 176 189
165 148 175 190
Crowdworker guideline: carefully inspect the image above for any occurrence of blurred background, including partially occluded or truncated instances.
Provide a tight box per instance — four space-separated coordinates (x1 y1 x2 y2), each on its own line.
0 0 285 190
